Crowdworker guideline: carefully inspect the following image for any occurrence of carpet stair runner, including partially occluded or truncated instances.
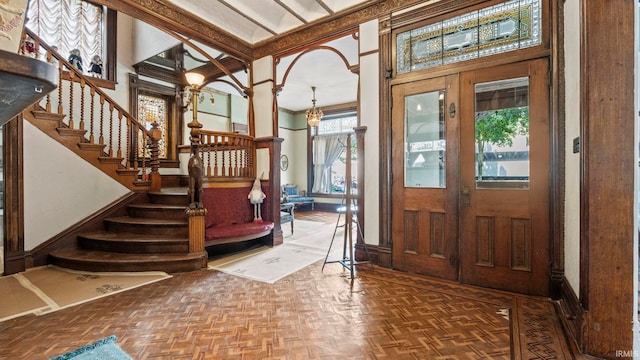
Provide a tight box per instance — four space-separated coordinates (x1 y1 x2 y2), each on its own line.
49 188 205 273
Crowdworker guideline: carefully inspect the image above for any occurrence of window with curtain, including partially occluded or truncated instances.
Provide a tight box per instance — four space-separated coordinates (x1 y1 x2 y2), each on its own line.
311 114 358 195
25 0 104 76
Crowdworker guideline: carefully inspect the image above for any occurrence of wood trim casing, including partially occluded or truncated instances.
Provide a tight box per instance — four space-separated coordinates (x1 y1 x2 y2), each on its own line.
105 8 117 83
3 115 25 275
378 14 393 269
579 0 635 357
549 0 565 300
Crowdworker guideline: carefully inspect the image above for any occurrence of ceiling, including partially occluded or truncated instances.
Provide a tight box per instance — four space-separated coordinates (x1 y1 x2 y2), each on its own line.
164 0 371 112
165 0 371 45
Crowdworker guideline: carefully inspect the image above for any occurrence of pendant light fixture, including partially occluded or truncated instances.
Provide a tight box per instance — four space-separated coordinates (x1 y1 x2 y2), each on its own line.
305 86 323 127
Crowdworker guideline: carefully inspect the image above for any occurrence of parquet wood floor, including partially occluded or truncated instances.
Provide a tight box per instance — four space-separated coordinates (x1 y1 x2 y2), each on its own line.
1 212 581 359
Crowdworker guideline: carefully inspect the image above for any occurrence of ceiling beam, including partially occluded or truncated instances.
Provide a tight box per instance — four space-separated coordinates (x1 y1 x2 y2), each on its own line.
218 0 278 36
274 0 309 24
92 0 253 62
315 0 334 15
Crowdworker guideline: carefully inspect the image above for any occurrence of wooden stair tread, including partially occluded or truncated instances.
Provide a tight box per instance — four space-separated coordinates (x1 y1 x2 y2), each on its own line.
150 187 188 195
50 248 202 262
105 216 187 226
79 231 187 243
31 110 65 122
128 203 187 211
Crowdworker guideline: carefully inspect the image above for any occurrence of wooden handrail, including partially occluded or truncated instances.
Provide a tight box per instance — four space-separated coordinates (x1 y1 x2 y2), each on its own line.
21 29 161 191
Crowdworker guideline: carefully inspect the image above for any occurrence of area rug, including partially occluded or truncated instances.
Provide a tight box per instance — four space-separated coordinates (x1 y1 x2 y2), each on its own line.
208 218 351 283
49 335 132 360
209 243 327 283
0 265 172 322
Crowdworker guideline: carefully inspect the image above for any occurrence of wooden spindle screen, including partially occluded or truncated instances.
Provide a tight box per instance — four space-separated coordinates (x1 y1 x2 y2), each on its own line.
198 130 256 181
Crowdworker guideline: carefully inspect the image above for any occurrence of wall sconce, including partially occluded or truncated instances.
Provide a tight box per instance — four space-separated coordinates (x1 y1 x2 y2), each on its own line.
183 72 216 113
306 86 323 127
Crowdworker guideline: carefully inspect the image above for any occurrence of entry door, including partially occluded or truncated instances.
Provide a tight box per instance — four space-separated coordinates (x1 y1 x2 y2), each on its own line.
391 59 550 296
459 59 550 296
391 75 460 281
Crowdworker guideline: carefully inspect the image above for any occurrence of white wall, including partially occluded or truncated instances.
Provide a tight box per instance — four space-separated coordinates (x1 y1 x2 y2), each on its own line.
131 19 180 65
279 127 309 189
253 56 275 179
22 122 130 250
359 19 380 246
564 0 581 295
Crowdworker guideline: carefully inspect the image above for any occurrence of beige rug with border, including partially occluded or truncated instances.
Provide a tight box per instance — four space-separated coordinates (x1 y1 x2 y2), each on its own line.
208 218 352 283
0 265 171 322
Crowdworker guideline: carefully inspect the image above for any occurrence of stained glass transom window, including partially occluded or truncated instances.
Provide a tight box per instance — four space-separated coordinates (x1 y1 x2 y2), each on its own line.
138 95 168 158
396 0 541 73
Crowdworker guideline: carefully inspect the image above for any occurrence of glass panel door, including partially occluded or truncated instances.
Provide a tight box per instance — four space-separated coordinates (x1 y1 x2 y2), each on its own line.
474 77 530 189
392 75 459 281
404 90 446 188
459 58 550 296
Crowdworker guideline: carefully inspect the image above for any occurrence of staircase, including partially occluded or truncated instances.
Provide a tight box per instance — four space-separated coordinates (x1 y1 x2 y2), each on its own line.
49 188 205 273
18 30 206 274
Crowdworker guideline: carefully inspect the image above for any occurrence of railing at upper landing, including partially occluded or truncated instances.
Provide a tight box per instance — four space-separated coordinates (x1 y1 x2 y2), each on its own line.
20 29 161 191
197 130 256 182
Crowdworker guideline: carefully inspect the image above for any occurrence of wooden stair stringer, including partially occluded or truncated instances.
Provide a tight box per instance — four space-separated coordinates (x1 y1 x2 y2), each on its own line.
24 109 146 191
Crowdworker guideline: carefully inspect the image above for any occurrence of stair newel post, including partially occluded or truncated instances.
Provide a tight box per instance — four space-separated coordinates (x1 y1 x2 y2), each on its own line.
148 122 162 192
184 72 208 267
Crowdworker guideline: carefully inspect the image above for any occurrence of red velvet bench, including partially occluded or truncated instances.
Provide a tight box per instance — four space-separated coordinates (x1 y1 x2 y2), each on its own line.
202 184 274 247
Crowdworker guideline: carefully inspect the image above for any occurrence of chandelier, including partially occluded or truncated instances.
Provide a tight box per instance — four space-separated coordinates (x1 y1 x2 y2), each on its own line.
305 86 323 127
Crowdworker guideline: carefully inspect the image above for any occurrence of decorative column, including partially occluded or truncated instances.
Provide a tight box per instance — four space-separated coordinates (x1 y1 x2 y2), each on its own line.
183 72 208 267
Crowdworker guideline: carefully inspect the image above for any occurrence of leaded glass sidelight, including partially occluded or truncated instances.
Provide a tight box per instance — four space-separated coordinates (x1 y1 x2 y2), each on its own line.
138 95 168 158
474 77 529 189
404 90 446 188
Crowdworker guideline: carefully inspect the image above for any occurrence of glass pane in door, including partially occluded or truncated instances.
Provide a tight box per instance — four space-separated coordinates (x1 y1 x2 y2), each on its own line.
404 90 446 188
474 77 529 189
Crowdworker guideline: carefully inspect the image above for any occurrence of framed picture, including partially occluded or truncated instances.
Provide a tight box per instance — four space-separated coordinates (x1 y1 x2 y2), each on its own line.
280 154 289 171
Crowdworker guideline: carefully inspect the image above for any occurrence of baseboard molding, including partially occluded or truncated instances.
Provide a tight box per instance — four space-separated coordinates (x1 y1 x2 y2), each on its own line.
28 192 147 268
555 276 585 356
